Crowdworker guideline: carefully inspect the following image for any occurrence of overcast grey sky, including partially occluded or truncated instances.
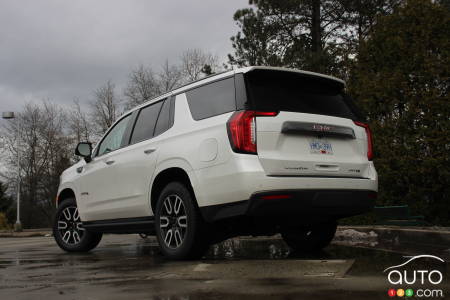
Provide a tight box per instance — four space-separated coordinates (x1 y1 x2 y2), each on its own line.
0 0 248 114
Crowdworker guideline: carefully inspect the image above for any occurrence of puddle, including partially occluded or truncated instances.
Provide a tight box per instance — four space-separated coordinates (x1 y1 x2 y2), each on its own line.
1 234 449 300
3 235 444 277
206 238 291 260
2 236 449 273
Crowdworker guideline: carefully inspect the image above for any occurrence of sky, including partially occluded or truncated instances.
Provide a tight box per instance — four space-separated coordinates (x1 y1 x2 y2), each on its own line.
0 0 248 116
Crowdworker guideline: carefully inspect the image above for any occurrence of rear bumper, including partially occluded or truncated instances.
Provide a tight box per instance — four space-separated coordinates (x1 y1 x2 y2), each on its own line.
200 189 376 223
193 154 378 209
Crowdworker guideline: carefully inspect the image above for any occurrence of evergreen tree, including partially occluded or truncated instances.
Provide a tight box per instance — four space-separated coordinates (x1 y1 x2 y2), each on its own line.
349 0 450 224
228 0 399 77
0 182 12 212
0 181 14 226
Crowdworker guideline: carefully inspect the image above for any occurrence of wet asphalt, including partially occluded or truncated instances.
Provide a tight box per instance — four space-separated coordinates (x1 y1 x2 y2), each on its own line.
0 234 449 300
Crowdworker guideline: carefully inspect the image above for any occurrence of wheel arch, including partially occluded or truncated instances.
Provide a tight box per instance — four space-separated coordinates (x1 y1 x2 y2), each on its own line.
150 167 198 214
57 187 76 207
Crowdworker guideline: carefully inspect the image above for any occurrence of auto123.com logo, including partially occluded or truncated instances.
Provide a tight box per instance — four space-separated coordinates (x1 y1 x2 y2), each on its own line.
384 255 445 298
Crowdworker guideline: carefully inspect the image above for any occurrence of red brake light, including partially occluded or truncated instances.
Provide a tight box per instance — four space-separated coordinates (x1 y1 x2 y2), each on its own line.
261 194 292 200
227 110 278 154
354 121 373 161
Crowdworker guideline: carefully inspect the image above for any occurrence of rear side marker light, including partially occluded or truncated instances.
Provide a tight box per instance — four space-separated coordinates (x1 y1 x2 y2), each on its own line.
227 110 278 154
261 194 292 200
354 121 373 161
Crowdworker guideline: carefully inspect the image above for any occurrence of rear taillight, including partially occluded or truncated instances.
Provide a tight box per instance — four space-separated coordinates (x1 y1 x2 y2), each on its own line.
261 194 292 200
354 121 373 161
227 110 278 154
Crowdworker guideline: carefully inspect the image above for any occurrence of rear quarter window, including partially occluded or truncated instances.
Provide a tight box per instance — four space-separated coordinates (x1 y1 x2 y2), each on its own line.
186 77 236 120
130 100 163 144
153 98 172 137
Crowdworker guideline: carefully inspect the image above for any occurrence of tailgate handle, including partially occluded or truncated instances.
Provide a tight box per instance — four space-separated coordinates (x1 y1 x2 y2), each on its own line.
281 122 355 139
315 164 339 172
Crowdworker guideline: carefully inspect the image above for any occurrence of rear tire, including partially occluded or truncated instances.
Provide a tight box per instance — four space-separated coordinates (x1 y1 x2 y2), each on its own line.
281 221 337 252
53 198 102 252
155 182 209 260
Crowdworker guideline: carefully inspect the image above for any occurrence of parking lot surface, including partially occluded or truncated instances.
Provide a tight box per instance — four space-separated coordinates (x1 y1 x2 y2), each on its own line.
1 234 449 299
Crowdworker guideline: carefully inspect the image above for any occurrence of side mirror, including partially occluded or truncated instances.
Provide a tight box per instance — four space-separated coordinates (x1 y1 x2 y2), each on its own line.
75 142 92 163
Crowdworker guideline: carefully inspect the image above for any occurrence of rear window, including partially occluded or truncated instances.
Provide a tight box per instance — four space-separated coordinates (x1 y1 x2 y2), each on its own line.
186 77 236 120
244 70 360 120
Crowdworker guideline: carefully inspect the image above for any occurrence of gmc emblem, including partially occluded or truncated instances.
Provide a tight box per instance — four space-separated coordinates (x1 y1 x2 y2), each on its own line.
312 124 332 131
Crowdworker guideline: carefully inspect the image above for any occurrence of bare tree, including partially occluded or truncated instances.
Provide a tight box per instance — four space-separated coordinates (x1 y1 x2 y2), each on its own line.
158 59 183 93
181 49 221 82
68 99 92 144
123 65 161 110
123 51 220 109
1 101 71 228
90 80 120 134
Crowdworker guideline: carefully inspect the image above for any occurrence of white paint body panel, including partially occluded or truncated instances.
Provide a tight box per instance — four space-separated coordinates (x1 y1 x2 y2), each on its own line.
256 112 370 178
58 66 378 222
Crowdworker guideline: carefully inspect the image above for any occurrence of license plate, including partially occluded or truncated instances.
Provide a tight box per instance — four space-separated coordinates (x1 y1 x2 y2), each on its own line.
309 139 333 155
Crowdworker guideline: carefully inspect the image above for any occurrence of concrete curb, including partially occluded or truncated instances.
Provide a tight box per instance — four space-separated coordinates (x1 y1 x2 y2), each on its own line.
0 229 51 238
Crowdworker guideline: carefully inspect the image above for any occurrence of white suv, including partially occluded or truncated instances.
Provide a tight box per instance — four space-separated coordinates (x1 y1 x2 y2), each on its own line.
53 67 378 259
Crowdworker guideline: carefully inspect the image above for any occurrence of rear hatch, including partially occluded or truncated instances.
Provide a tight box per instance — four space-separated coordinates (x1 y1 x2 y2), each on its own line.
244 69 371 178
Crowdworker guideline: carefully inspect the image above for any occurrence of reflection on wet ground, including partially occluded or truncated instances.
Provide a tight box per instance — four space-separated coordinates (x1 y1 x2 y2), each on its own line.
0 234 448 300
210 237 449 278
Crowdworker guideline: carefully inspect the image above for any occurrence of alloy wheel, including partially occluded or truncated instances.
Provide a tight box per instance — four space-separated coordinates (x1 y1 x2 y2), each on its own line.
57 206 85 245
159 194 187 249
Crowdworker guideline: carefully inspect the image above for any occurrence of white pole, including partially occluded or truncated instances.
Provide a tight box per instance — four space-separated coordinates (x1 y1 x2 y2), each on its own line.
2 112 22 231
15 117 22 231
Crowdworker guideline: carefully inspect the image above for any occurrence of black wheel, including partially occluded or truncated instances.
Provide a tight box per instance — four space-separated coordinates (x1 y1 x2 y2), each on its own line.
155 182 209 260
53 198 102 252
281 221 337 252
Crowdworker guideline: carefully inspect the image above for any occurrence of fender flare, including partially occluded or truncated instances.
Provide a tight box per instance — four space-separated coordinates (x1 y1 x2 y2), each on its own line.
148 158 202 213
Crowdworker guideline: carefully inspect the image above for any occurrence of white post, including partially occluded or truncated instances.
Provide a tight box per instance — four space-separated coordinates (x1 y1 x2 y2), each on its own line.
15 117 22 231
2 112 22 231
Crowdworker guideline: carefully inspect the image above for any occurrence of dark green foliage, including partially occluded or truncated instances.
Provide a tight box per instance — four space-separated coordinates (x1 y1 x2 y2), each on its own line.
230 0 449 225
228 0 338 73
228 0 400 78
0 182 12 211
349 0 450 225
0 181 15 225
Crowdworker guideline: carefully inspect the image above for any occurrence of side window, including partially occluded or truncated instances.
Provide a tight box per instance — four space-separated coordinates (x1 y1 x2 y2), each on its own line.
97 114 132 156
186 77 236 120
130 100 163 144
154 98 171 137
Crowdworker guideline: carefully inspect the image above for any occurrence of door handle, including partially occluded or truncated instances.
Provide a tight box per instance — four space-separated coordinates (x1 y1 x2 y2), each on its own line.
105 160 115 165
144 148 156 154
